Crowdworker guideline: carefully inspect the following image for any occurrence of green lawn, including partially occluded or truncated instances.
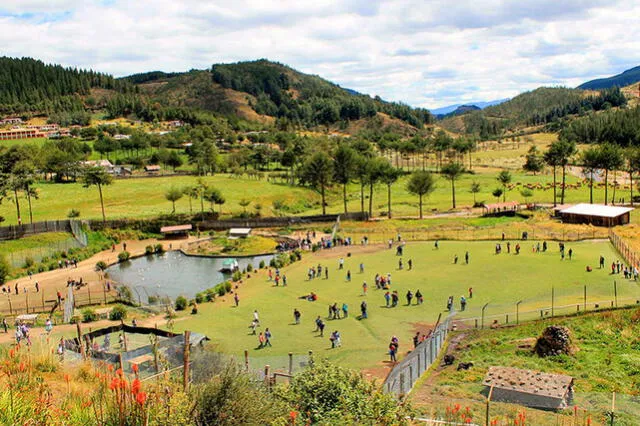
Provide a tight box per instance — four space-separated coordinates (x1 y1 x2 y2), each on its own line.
1 167 635 225
166 240 636 371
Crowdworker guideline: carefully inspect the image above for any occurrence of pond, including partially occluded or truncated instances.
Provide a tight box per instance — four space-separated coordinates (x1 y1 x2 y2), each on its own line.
106 251 274 302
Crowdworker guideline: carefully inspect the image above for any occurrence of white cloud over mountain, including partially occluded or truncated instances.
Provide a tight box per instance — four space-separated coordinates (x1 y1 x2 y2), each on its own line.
1 0 639 108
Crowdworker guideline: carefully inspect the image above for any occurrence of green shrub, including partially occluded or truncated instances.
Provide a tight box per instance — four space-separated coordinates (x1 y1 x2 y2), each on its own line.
69 315 80 324
23 257 35 268
232 270 242 282
289 253 297 263
246 263 253 273
259 260 265 269
0 255 9 285
148 295 159 304
37 265 46 273
109 304 128 321
117 251 130 262
41 256 49 263
81 308 98 323
215 284 227 297
95 261 108 271
175 295 188 311
195 292 204 304
145 245 154 255
60 251 68 259
117 285 134 303
205 289 216 302
224 281 232 293
154 243 165 254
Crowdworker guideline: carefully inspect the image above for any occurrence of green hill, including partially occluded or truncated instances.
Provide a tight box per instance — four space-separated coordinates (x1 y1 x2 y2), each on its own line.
578 65 640 90
441 86 626 139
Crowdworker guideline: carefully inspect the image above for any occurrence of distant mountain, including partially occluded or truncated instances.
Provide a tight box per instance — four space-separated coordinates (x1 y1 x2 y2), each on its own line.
578 65 640 90
430 98 509 115
436 104 481 119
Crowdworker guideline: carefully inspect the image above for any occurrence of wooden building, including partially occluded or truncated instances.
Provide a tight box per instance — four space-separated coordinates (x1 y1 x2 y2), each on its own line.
559 203 633 227
160 224 192 239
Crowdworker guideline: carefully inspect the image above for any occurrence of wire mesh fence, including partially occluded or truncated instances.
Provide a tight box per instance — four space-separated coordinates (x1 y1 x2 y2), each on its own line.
384 313 454 396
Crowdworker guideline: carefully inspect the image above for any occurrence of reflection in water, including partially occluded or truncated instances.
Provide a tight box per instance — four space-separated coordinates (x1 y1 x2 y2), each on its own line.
106 251 273 300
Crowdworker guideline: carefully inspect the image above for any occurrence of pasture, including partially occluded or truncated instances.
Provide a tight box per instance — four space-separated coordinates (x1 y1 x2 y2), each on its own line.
169 239 635 371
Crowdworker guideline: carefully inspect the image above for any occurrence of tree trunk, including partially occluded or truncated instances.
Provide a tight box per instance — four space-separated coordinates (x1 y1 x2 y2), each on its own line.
343 183 348 214
172 201 176 214
26 188 33 224
589 171 594 204
13 188 22 224
387 184 392 219
560 164 567 205
188 197 193 214
503 185 506 203
451 179 456 209
630 171 634 207
368 183 374 218
552 166 557 207
200 194 205 220
360 183 365 215
419 194 423 219
321 185 326 215
98 184 106 224
611 170 617 205
468 151 472 170
604 168 609 205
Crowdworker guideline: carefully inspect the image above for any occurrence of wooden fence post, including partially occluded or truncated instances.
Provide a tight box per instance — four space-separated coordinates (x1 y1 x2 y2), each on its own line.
76 322 85 359
288 352 293 375
183 330 191 392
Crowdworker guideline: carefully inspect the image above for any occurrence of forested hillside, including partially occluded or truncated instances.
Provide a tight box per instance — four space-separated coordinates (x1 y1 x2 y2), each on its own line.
210 60 432 128
441 87 626 139
579 65 640 90
560 106 640 145
0 57 132 115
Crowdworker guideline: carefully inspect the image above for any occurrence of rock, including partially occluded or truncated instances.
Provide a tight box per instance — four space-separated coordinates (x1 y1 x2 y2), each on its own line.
533 325 574 357
443 354 455 365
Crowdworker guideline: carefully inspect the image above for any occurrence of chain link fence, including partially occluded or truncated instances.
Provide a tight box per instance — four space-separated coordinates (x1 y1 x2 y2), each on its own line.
384 313 454 396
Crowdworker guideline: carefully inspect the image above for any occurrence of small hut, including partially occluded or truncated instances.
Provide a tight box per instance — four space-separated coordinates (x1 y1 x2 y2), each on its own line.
229 228 252 238
160 224 192 239
559 203 633 227
483 366 574 410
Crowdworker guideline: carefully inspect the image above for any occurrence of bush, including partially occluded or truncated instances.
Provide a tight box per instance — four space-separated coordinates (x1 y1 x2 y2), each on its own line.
95 261 108 271
117 251 130 263
224 281 232 293
67 208 81 218
205 289 216 302
215 284 227 297
145 245 154 255
154 243 165 254
175 295 188 311
289 253 297 263
37 265 46 273
109 304 128 321
117 285 134 303
232 270 242 282
195 292 204 304
246 263 253 273
23 257 35 268
148 295 159 304
0 255 9 285
259 260 265 269
81 308 98 323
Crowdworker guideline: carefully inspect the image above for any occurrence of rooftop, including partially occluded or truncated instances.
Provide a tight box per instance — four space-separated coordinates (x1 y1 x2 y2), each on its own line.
483 366 573 399
559 203 633 218
160 224 192 233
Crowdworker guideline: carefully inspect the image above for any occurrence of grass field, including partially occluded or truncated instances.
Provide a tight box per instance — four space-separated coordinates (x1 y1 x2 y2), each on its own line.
164 240 636 372
0 167 636 225
0 232 72 252
411 308 640 424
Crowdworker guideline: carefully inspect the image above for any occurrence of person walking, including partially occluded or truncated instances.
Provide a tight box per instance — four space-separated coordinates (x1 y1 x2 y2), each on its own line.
384 291 391 307
454 255 458 264
408 259 412 270
568 248 573 260
293 309 301 325
233 293 240 307
460 296 467 311
346 270 351 281
362 281 368 296
258 332 265 348
253 310 260 325
406 290 413 305
468 287 473 298
318 319 325 337
413 331 420 348
465 251 469 264
342 303 348 318
415 289 423 305
264 328 272 347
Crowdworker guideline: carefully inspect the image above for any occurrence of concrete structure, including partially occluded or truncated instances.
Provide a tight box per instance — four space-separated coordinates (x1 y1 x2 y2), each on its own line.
0 128 43 140
1 117 23 125
559 203 633 227
483 366 574 410
229 228 252 238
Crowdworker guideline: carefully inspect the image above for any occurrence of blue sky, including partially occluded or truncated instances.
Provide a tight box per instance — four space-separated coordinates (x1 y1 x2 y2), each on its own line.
1 0 639 109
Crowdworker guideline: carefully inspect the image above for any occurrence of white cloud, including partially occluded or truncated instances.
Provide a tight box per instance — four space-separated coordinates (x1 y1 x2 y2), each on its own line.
0 0 639 109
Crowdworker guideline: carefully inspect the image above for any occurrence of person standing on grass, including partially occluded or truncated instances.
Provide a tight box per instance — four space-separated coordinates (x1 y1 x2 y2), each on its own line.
454 255 458 264
318 319 326 336
294 309 301 324
408 259 413 270
258 332 265 348
253 310 260 325
2 318 7 333
234 293 239 307
413 332 420 349
282 275 287 286
384 291 391 307
600 256 605 269
362 282 368 296
398 258 403 270
360 263 364 273
34 282 39 293
342 303 348 318
264 328 272 347
325 268 329 279
468 287 473 299
568 248 573 260
360 300 368 319
434 240 439 250
415 290 423 305
460 296 467 311
339 258 344 270
465 251 469 264
346 270 351 281
406 290 413 306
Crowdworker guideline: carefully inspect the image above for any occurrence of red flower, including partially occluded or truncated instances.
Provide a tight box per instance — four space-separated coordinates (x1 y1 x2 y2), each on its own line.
289 410 297 420
116 368 123 377
132 364 139 374
64 373 70 383
107 364 114 373
131 378 141 395
136 391 147 406
109 378 119 391
119 378 127 390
